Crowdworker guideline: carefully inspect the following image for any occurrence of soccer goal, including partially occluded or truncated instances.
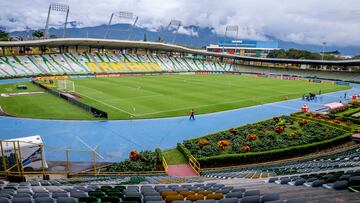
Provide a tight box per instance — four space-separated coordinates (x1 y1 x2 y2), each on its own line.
57 80 75 93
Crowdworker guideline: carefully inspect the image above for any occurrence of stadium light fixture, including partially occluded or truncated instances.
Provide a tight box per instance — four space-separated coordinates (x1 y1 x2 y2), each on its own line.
223 25 239 54
104 11 139 40
44 2 70 39
162 19 182 44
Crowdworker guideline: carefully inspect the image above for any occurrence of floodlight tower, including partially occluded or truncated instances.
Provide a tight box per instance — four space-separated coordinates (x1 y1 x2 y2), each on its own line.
104 11 139 40
163 19 182 44
44 2 70 39
321 41 327 61
222 25 239 53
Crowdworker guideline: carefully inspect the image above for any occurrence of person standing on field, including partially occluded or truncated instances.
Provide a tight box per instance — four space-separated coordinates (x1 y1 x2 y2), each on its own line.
189 109 195 120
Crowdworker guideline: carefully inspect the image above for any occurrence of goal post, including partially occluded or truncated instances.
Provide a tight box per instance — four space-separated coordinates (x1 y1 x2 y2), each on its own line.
57 80 75 93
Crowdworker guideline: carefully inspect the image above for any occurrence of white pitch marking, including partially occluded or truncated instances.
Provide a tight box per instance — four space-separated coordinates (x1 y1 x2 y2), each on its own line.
77 92 135 116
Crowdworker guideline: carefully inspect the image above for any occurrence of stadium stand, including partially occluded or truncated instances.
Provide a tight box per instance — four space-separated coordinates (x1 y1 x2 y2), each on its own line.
202 147 360 178
234 66 360 82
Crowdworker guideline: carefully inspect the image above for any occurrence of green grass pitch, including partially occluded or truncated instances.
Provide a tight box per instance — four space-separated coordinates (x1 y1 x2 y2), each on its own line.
0 75 350 120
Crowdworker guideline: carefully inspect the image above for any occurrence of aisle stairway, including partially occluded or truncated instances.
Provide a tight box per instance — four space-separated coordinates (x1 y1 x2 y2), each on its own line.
167 164 198 177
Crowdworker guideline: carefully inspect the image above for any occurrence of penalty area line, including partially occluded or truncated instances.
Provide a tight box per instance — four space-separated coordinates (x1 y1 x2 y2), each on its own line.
76 92 136 116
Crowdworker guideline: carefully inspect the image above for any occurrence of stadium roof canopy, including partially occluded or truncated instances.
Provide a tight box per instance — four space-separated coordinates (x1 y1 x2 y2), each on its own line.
1 38 359 66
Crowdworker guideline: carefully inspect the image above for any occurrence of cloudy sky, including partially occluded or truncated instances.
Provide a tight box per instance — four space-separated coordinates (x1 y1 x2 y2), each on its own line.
1 0 359 46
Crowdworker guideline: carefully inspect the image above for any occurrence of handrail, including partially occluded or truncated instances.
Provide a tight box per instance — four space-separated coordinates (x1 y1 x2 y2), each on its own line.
162 156 169 174
188 154 200 175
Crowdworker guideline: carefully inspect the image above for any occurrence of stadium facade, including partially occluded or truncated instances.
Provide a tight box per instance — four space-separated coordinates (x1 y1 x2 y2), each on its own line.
206 40 279 57
0 38 359 82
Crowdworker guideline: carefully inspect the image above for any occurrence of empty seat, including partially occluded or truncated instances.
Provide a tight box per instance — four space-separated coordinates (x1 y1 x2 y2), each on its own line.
144 196 163 202
56 197 76 203
260 193 280 203
311 180 325 187
0 194 11 199
173 201 192 203
101 196 121 203
206 193 224 200
219 198 238 203
123 196 142 203
232 188 245 193
12 197 32 203
0 197 10 203
78 196 98 203
34 193 50 198
349 176 360 187
144 192 160 196
165 195 184 203
240 196 260 203
293 178 306 186
14 193 32 198
179 191 195 197
186 194 204 202
226 192 243 198
52 192 68 198
34 197 55 203
197 191 211 196
333 180 349 190
243 190 260 197
162 191 178 198
70 192 87 198
286 198 306 203
196 200 215 203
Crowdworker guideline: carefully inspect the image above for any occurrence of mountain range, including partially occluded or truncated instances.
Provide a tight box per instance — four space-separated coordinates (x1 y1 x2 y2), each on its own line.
9 24 360 56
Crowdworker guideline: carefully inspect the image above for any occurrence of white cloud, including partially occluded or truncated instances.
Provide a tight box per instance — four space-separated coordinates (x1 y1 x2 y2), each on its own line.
1 0 360 46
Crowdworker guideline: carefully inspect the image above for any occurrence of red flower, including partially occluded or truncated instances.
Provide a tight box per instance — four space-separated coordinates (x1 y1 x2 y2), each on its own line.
241 145 251 152
218 140 231 150
129 150 140 161
197 139 209 148
291 133 300 139
246 134 257 140
274 126 285 133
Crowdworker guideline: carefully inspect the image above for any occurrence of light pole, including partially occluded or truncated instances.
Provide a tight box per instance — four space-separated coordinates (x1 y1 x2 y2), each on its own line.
321 41 327 61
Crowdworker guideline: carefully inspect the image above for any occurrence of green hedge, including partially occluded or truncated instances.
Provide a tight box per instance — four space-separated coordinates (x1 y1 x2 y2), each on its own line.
177 143 192 161
291 114 353 131
198 133 352 167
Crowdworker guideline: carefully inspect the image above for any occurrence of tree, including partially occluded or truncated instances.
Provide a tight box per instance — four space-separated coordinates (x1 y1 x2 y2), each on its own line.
49 34 57 39
0 30 10 41
32 30 44 39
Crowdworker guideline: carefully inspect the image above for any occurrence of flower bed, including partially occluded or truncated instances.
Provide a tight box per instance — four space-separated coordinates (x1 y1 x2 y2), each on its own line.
183 116 351 167
108 150 162 172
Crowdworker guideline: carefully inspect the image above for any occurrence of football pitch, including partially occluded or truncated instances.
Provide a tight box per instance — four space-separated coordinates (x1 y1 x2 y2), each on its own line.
0 75 350 120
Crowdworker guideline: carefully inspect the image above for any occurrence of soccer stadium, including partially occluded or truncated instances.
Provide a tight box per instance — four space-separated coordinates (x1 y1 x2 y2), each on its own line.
0 1 360 203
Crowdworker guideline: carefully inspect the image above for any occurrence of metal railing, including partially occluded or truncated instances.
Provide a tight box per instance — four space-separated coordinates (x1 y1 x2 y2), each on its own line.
188 154 200 175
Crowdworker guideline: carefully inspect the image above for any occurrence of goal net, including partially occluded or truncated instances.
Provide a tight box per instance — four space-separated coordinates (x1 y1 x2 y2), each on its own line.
57 80 75 93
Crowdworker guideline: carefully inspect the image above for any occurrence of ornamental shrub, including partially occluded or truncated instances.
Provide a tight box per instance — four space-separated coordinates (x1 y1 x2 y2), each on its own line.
197 139 209 148
274 126 285 133
240 145 251 152
130 150 140 161
246 134 257 140
218 140 231 150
